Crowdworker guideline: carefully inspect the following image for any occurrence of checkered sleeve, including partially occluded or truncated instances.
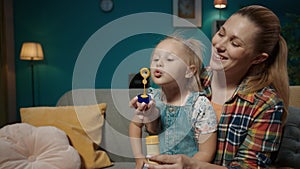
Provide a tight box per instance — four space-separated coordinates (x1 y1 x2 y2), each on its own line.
229 101 283 169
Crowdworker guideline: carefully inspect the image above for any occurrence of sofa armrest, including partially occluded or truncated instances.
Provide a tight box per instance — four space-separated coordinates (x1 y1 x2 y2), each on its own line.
274 106 300 168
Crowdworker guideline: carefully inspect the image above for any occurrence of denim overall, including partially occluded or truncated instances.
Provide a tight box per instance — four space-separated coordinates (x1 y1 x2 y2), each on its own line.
149 88 199 157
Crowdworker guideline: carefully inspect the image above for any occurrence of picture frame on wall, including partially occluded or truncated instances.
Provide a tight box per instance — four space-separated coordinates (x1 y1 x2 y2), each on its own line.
173 0 202 27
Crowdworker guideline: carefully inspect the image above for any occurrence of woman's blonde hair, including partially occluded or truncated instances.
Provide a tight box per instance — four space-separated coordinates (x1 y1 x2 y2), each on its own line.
236 5 289 122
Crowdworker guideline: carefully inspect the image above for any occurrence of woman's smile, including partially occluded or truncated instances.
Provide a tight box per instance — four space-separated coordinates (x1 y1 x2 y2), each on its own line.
212 51 228 61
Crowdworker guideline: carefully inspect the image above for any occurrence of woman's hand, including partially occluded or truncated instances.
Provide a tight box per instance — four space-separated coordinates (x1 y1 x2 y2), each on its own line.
144 154 195 169
144 154 225 169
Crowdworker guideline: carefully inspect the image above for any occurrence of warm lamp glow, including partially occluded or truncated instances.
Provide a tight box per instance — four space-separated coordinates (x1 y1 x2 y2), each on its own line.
20 42 44 60
214 0 227 9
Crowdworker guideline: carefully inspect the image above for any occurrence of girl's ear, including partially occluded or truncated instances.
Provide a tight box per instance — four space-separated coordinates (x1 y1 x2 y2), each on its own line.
252 52 269 64
185 65 197 78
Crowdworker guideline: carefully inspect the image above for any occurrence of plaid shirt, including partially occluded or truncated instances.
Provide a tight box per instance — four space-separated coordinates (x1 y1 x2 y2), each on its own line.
201 69 283 169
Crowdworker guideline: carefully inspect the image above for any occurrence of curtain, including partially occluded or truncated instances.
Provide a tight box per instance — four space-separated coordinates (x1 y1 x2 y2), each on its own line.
0 0 16 127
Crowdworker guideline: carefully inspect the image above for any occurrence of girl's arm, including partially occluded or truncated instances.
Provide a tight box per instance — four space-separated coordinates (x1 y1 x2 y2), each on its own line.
130 96 161 134
129 115 144 158
192 95 218 162
192 132 217 162
129 96 161 169
144 108 161 135
129 115 147 169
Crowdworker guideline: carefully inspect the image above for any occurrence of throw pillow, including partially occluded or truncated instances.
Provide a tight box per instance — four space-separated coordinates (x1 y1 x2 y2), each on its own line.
0 123 81 169
20 103 113 169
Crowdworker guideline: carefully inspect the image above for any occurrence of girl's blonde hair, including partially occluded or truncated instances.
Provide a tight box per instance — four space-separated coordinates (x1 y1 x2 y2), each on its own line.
236 5 289 122
158 35 204 92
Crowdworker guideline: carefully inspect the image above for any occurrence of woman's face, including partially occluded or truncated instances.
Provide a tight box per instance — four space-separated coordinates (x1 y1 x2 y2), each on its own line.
150 39 190 87
210 14 261 77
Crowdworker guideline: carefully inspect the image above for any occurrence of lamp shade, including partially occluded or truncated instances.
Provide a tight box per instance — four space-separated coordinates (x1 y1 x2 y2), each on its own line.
214 0 227 9
20 42 44 60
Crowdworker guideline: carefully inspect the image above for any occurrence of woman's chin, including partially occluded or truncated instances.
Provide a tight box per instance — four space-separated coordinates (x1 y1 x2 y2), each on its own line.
209 62 225 72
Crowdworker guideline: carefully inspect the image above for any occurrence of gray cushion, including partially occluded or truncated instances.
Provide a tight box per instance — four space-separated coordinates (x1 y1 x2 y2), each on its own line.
274 106 300 168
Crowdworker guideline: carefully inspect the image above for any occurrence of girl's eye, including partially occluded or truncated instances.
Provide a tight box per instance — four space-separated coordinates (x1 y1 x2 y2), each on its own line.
166 55 174 61
152 58 159 62
152 54 160 61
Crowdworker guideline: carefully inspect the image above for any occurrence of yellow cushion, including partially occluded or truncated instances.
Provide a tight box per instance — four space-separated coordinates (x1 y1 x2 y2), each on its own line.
20 103 113 169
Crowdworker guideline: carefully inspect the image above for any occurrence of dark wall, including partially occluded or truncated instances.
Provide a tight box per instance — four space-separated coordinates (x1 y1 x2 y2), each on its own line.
14 0 300 119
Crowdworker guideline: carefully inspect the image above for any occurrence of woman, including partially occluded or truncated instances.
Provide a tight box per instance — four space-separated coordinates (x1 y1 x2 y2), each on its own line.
144 5 289 169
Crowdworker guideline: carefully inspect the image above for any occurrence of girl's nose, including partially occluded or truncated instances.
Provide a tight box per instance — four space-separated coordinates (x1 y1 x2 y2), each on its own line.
156 58 163 67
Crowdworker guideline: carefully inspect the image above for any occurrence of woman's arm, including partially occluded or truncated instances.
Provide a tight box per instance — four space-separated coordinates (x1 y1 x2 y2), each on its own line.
144 154 227 169
228 101 284 168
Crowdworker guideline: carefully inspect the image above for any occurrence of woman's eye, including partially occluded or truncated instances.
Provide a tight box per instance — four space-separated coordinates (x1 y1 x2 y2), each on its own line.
218 30 225 37
231 41 240 47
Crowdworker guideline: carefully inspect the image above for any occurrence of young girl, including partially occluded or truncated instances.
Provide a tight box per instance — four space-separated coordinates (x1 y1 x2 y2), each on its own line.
129 36 217 169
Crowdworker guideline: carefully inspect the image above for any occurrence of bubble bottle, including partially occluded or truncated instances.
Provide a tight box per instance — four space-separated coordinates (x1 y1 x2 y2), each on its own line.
145 135 160 164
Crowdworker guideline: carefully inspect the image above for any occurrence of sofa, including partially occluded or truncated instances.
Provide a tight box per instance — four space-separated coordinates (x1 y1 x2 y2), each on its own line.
0 87 299 169
56 87 300 168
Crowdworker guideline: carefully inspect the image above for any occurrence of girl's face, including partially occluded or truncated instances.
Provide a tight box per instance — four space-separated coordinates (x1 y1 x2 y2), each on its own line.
150 39 191 87
210 14 262 77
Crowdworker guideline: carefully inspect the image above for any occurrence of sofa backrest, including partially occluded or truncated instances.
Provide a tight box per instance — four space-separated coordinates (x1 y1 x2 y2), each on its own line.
274 106 300 168
289 86 300 108
272 85 300 167
56 88 147 162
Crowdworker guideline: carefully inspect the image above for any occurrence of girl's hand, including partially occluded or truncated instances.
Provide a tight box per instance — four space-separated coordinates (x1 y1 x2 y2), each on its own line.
130 96 160 123
135 157 148 169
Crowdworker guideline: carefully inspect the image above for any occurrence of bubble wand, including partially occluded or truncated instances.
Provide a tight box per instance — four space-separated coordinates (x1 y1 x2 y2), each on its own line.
138 67 151 104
